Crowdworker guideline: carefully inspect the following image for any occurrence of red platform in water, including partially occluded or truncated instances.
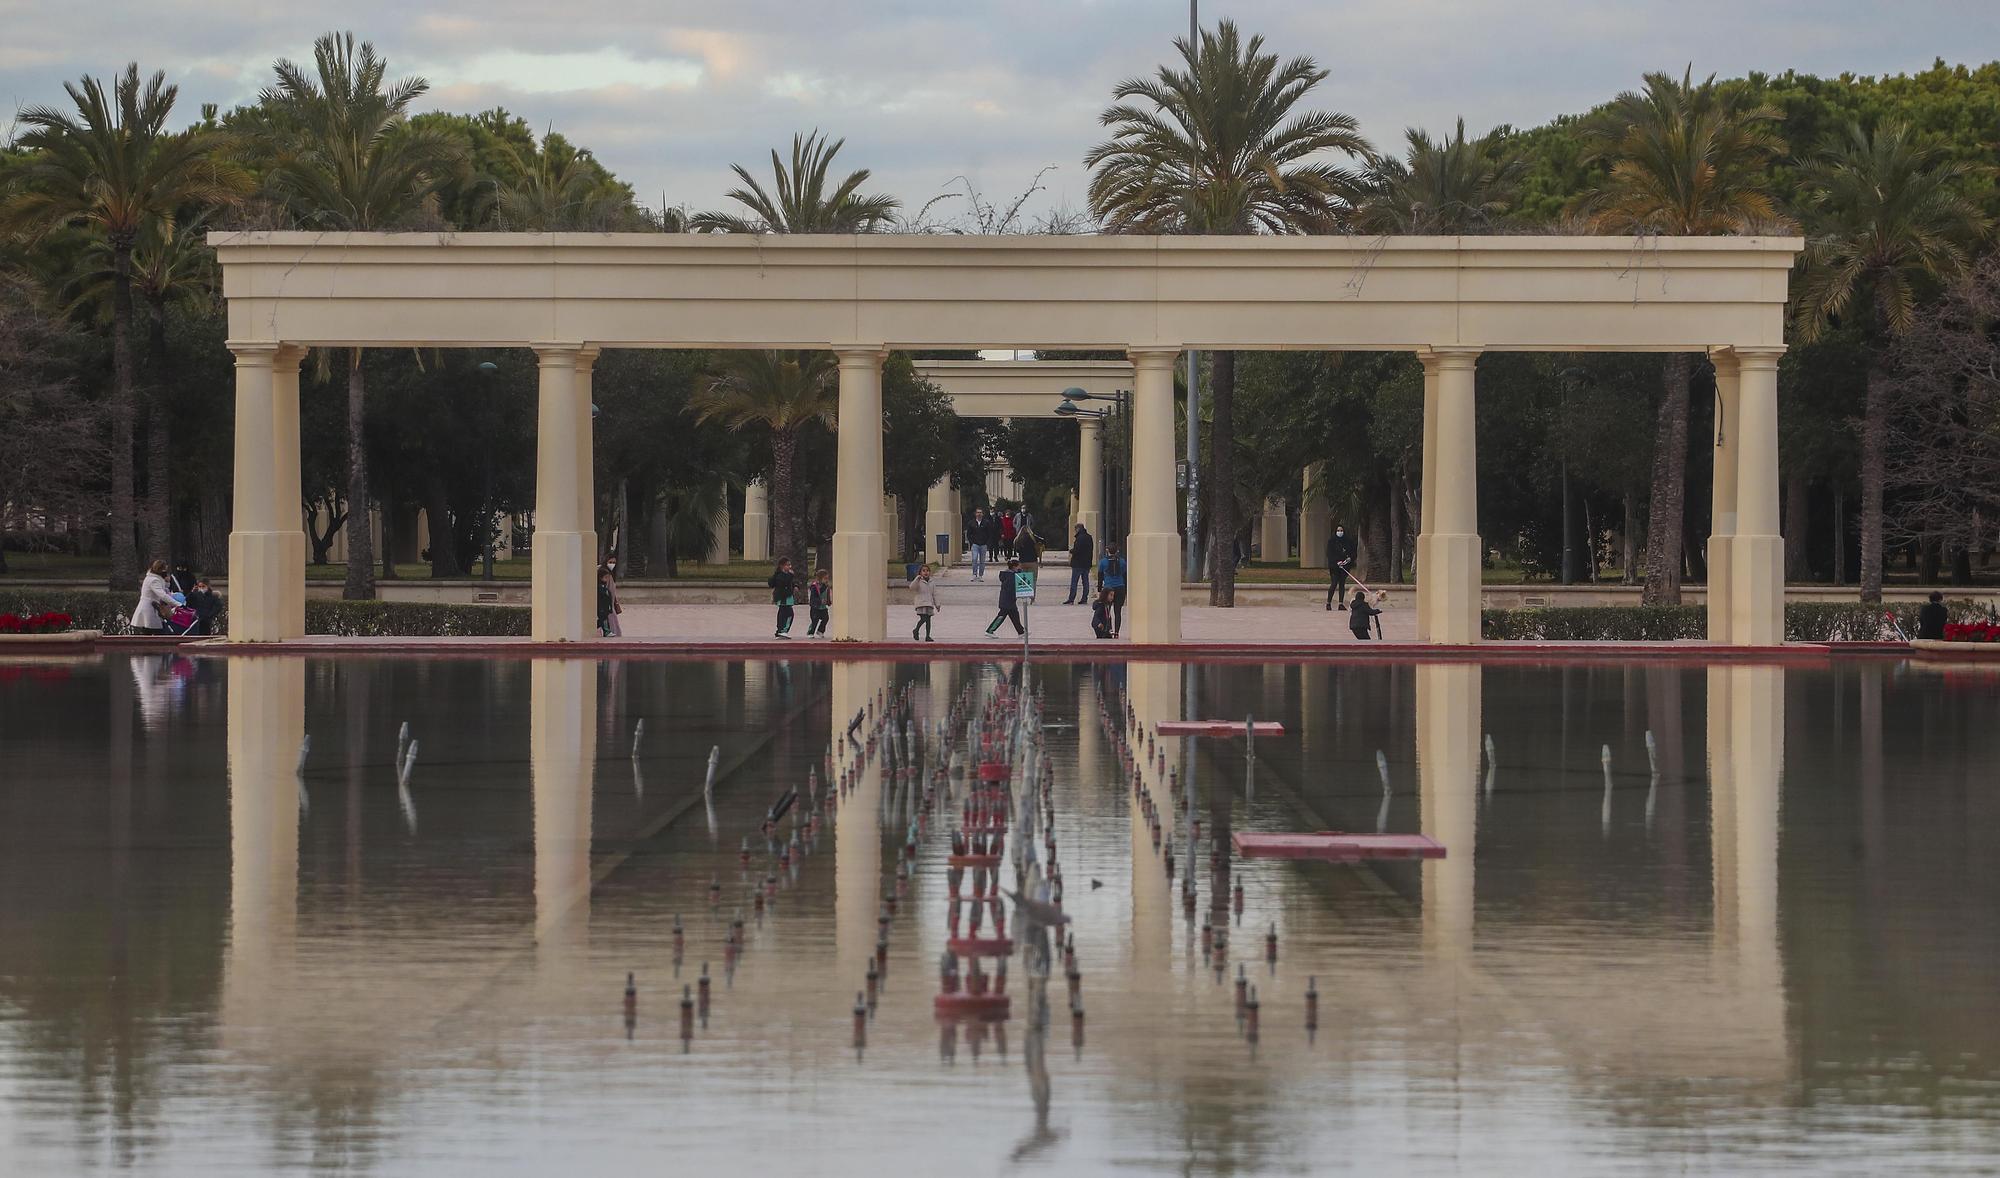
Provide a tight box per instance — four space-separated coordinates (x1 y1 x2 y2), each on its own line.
934 992 1011 1020
1232 831 1445 860
1156 721 1285 737
947 936 1015 957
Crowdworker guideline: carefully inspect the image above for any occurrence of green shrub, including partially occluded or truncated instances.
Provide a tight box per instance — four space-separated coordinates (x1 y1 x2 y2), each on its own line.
1785 599 1991 642
304 600 530 637
0 588 529 637
1481 605 1705 641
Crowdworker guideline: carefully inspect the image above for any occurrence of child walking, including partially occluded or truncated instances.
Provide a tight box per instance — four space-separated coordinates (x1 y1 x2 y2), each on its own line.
909 563 940 641
768 558 798 638
1347 588 1384 640
1090 585 1115 639
806 569 832 636
985 557 1026 637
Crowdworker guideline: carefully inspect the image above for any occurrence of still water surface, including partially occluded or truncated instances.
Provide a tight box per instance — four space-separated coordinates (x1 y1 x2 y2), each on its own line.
2 653 1996 1175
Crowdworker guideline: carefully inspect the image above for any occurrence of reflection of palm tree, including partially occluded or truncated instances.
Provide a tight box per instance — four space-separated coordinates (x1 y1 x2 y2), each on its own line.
691 131 898 233
690 350 835 574
259 32 466 600
2 65 247 589
1578 69 1784 605
1086 21 1370 606
1793 122 1985 604
1355 119 1522 235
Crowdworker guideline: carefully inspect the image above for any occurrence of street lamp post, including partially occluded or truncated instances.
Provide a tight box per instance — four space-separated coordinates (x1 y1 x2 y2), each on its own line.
1057 386 1130 545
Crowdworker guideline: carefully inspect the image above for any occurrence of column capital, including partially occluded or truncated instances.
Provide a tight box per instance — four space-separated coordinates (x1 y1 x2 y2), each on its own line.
226 340 283 365
531 341 586 364
833 345 888 365
577 345 601 374
1720 345 1786 369
1420 346 1482 370
1127 347 1181 370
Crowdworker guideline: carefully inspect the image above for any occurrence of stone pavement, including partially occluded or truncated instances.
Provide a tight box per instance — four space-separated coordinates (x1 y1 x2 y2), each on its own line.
617 564 1414 645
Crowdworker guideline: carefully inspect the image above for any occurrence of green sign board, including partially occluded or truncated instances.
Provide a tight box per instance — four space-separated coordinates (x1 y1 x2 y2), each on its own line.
1015 569 1037 601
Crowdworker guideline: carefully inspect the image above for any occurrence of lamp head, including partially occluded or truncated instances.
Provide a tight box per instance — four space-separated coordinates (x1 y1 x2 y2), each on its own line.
1061 387 1090 402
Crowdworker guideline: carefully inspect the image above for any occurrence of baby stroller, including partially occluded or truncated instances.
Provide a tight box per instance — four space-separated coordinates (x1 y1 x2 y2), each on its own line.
162 591 200 636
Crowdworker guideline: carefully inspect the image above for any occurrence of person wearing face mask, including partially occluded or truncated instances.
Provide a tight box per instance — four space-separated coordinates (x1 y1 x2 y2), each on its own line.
1325 524 1356 610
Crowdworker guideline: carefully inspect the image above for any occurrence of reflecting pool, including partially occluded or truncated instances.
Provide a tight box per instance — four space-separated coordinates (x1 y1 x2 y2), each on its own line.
2 653 1998 1175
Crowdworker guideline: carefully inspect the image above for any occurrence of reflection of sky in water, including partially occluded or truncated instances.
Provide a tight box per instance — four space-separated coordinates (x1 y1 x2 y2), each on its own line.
1 655 1997 1175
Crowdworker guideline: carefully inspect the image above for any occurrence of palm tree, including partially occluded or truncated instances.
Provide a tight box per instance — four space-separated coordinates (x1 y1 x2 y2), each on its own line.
691 131 898 233
689 350 836 574
1579 68 1785 605
1355 119 1523 234
489 138 630 230
1794 121 1986 603
1085 20 1371 605
259 31 466 599
1 65 246 589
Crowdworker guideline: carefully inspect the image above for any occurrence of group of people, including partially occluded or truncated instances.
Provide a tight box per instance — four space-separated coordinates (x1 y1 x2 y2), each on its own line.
763 559 833 639
963 506 1043 580
130 559 223 636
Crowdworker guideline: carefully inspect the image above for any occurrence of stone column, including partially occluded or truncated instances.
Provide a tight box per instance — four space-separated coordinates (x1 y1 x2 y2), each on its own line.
1416 353 1440 637
220 656 304 1041
1125 348 1182 644
1707 350 1741 642
227 342 307 642
1417 348 1482 644
1716 664 1786 1063
882 494 902 562
1299 464 1329 570
833 662 889 990
742 480 771 562
925 476 956 564
1077 416 1104 540
1258 496 1287 561
575 348 599 614
532 344 595 641
832 348 887 640
1418 662 1480 960
1730 348 1786 646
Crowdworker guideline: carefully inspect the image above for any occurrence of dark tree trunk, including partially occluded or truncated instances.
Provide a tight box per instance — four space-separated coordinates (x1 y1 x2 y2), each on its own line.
1858 359 1890 603
624 475 652 578
1784 473 1810 582
1208 350 1238 605
1951 546 1972 586
1388 473 1406 584
1622 488 1641 585
1643 352 1695 603
107 245 140 590
1832 488 1847 585
307 499 345 565
1682 520 1706 582
1919 540 1942 585
343 352 375 599
141 298 173 564
770 428 807 574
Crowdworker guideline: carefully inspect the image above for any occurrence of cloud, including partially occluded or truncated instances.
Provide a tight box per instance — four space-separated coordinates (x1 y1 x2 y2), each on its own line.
4 0 1991 221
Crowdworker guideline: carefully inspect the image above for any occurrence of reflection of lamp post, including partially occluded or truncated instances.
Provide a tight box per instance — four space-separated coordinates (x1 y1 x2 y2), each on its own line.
476 361 499 581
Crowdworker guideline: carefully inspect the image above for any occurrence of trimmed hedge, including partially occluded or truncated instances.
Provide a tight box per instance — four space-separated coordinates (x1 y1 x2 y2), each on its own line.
1482 599 1995 642
0 588 530 637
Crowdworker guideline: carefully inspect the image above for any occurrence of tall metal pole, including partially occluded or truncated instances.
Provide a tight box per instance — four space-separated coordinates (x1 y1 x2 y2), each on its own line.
1182 0 1203 581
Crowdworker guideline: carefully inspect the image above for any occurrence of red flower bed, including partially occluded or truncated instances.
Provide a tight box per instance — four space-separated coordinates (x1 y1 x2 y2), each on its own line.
1942 621 2000 643
0 611 73 635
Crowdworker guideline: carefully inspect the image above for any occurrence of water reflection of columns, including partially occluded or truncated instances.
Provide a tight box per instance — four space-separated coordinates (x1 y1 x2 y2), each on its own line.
222 657 305 1042
1417 663 1480 959
532 660 598 951
1125 662 1177 970
1707 665 1787 1070
834 662 891 990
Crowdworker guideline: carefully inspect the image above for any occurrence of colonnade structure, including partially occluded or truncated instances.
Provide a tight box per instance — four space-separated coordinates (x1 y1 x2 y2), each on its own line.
214 232 1800 645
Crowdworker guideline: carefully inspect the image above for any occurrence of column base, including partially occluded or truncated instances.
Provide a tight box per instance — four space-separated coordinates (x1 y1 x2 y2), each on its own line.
1258 503 1287 561
1124 531 1181 644
1730 534 1783 646
832 530 886 641
924 509 956 564
227 530 307 642
1706 534 1735 643
742 513 771 563
1415 533 1482 644
532 529 597 641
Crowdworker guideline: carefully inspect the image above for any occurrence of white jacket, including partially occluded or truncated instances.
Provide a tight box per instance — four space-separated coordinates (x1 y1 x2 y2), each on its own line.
909 576 940 612
130 572 178 630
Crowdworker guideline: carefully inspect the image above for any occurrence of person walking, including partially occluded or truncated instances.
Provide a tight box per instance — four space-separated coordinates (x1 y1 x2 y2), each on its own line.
909 563 940 641
185 577 223 637
1917 590 1948 640
1326 524 1356 610
1090 586 1115 639
998 510 1017 559
600 559 624 636
1064 524 1095 604
768 557 798 638
968 507 992 581
597 568 618 637
1096 542 1127 638
1348 587 1383 639
985 556 1027 637
806 568 832 636
129 559 178 635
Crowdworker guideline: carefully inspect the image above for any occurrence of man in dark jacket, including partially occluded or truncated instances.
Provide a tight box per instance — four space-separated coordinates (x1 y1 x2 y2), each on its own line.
1064 525 1095 604
1917 591 1948 640
985 557 1026 636
967 507 994 580
1325 525 1356 610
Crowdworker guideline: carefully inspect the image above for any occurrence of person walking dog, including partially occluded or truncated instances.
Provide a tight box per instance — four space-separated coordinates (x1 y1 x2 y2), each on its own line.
1326 525 1356 610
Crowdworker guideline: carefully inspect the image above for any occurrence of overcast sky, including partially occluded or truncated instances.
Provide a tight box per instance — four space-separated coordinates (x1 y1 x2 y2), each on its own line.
3 1 1994 222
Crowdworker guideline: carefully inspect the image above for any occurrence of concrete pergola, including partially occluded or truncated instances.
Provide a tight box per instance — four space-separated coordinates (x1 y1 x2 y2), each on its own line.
213 231 1801 645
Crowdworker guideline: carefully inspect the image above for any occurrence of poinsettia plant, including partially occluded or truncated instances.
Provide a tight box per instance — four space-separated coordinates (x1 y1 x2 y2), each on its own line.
1942 621 2000 643
0 611 73 634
